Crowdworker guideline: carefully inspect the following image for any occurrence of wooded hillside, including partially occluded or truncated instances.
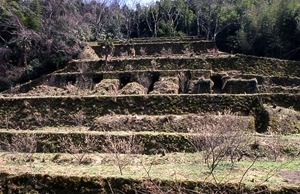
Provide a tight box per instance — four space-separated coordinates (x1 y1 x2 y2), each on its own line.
0 0 299 91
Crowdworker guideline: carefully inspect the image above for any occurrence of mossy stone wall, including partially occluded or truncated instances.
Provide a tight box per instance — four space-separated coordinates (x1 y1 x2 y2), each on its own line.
92 41 215 57
1 94 300 131
66 55 300 78
0 95 261 129
1 172 299 193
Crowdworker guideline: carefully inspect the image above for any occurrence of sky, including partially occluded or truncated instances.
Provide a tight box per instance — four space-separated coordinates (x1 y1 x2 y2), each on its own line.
124 0 156 7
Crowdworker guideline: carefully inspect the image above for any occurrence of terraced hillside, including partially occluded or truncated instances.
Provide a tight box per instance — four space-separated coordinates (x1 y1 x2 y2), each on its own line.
1 38 300 193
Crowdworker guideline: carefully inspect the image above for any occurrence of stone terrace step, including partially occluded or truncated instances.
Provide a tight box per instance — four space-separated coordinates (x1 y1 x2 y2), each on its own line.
0 94 262 128
0 94 300 131
48 69 210 89
0 129 197 154
66 54 300 77
66 56 211 72
91 40 215 57
88 36 205 45
8 70 300 95
2 128 295 154
90 114 255 132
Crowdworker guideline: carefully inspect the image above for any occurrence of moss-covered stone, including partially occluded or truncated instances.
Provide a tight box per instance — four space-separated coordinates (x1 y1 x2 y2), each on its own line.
93 79 119 95
188 78 214 93
150 77 179 94
90 114 255 133
0 172 299 193
91 41 215 57
222 78 258 94
0 131 194 153
263 105 300 134
1 94 299 131
119 82 147 95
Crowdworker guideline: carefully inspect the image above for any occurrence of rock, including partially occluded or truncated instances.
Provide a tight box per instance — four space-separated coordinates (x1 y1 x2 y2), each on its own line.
188 78 214 93
222 78 258 94
150 77 179 94
120 82 147 95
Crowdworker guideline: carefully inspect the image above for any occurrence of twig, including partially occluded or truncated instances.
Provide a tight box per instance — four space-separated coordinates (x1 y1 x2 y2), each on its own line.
238 156 258 190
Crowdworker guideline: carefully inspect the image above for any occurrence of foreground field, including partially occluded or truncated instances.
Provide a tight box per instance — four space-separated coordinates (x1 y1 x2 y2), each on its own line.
1 151 300 193
0 131 299 193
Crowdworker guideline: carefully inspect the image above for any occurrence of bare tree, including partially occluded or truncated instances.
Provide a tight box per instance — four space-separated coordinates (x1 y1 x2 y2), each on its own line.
81 0 115 40
58 135 98 164
159 0 181 37
102 132 143 175
188 113 254 184
0 134 37 153
143 2 162 37
191 0 238 41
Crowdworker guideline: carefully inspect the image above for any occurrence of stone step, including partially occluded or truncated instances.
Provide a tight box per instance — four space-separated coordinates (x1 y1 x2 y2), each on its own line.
2 126 298 154
0 129 197 154
91 40 215 57
88 36 204 45
7 69 300 95
66 54 300 77
66 56 211 72
1 94 300 132
90 114 255 132
0 94 262 130
258 85 300 94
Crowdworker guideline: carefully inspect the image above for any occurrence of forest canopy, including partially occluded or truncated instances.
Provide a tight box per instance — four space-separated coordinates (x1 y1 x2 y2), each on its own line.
0 0 299 91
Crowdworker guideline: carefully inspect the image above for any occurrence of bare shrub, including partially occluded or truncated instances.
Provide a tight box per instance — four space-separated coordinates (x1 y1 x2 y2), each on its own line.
189 113 254 179
102 132 143 175
32 111 50 128
160 47 172 56
129 47 136 57
71 110 86 129
0 134 37 153
120 51 129 57
207 47 219 56
104 63 114 71
182 48 194 57
100 41 114 66
65 82 78 95
137 180 165 194
58 135 97 164
265 132 283 161
77 62 88 74
261 77 272 93
4 113 14 129
138 73 152 91
75 74 93 93
140 47 147 56
9 84 20 94
151 59 158 70
125 64 134 70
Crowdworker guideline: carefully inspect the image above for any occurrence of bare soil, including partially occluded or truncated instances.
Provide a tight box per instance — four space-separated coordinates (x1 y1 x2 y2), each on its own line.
281 171 300 183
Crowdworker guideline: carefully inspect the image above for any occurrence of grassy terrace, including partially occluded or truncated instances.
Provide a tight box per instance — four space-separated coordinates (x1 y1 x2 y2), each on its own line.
0 152 300 192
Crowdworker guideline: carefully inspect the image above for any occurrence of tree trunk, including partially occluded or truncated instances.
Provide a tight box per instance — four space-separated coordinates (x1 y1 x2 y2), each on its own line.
197 16 200 37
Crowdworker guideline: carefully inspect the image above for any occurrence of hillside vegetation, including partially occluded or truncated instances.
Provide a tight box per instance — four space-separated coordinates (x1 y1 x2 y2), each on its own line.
0 0 300 91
